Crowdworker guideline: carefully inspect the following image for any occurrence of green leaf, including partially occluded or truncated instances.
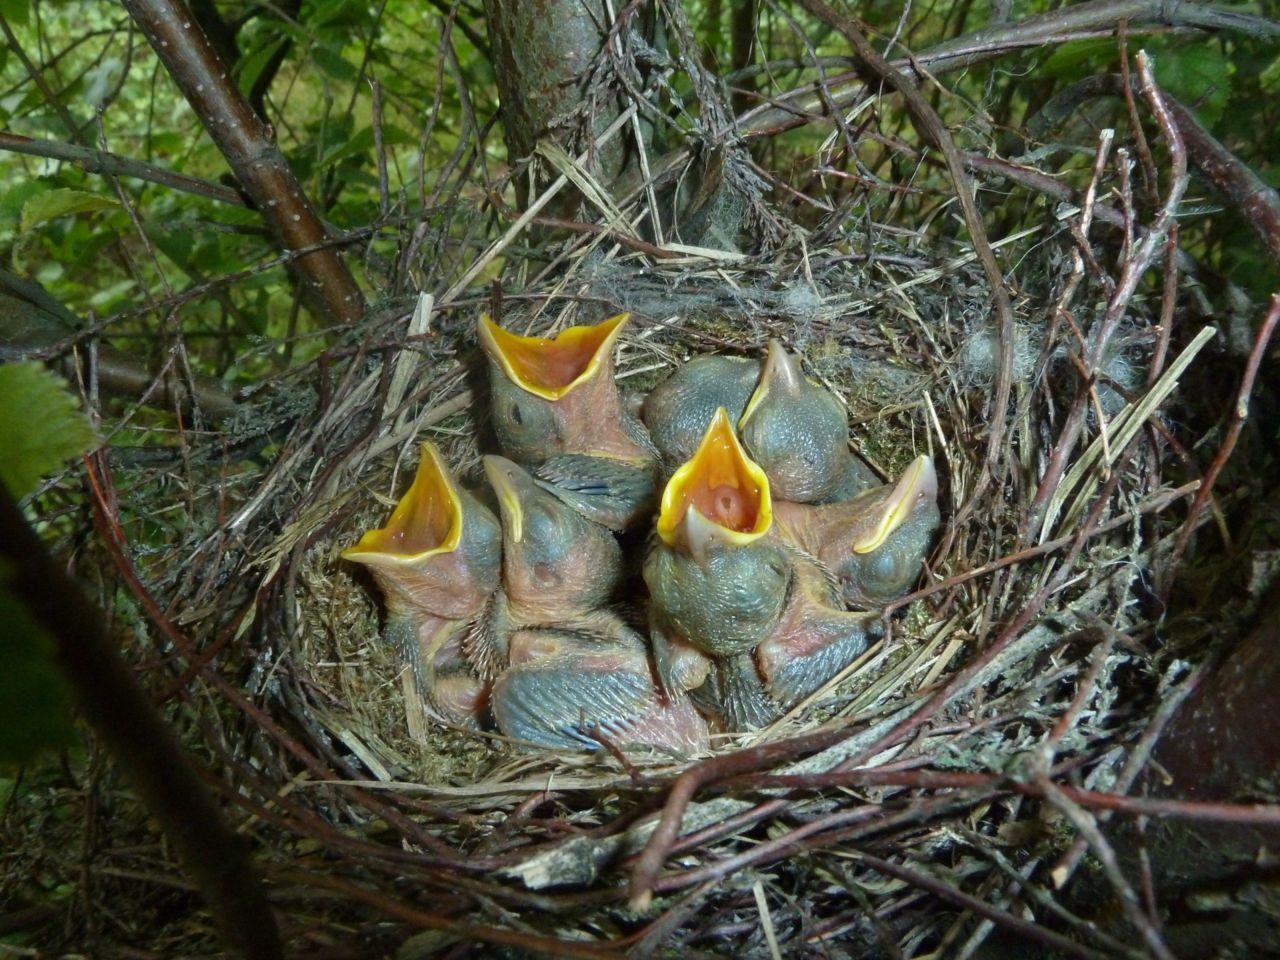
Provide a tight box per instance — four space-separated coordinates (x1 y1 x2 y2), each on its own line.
20 189 119 232
1 179 45 224
319 126 375 166
0 580 74 768
0 362 95 498
0 0 29 27
313 43 358 82
1149 42 1231 128
1040 39 1116 79
236 36 289 100
310 0 369 29
147 222 195 269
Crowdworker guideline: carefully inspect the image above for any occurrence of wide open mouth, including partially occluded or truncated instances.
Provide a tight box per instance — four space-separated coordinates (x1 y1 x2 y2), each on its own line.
657 407 772 549
852 454 937 555
477 313 629 400
343 442 462 564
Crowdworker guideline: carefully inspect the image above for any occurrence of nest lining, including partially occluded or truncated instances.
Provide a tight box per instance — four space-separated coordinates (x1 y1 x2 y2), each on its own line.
263 213 1190 902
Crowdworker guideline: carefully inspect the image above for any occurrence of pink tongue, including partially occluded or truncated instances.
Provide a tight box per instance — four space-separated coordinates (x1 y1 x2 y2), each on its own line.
693 482 755 532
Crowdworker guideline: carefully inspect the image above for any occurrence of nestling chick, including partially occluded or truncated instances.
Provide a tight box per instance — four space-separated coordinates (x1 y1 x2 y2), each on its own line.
644 410 887 729
478 313 658 529
483 455 623 623
641 353 760 470
342 442 503 723
643 407 791 658
738 340 877 503
773 454 940 608
491 610 709 755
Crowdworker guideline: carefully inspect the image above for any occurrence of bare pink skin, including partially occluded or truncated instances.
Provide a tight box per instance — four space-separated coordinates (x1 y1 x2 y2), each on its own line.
753 557 879 707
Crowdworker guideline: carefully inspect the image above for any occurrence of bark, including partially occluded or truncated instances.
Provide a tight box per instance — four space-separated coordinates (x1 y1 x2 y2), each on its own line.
0 483 282 960
482 0 631 212
120 0 365 327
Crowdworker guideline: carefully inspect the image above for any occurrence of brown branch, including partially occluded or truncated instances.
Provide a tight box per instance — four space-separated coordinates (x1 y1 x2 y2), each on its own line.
0 132 247 206
80 452 462 862
119 0 365 327
1032 73 1280 270
1025 55 1188 540
0 481 282 960
627 720 869 909
275 870 627 959
1168 295 1280 579
1038 777 1176 960
853 852 1113 960
711 768 1280 828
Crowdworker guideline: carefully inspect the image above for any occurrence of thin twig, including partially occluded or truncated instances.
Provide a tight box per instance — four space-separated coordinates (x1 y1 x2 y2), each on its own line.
1166 294 1280 584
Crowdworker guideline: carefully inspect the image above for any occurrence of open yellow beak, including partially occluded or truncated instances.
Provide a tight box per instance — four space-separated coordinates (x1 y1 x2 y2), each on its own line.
477 313 629 401
852 454 937 554
657 407 773 551
343 442 463 565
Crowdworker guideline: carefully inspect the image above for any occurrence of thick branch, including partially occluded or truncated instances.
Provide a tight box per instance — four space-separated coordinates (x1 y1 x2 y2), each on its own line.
120 0 365 326
481 0 632 211
0 482 282 960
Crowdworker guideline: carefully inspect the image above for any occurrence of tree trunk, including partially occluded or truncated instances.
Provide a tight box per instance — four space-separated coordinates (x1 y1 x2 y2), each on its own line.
482 0 632 215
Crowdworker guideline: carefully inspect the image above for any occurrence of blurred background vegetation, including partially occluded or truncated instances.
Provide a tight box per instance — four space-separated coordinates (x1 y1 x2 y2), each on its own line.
3 0 1276 381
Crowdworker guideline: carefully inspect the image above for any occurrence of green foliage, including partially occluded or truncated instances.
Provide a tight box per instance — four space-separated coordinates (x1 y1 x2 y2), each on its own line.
0 0 28 27
0 362 95 498
1147 39 1233 127
0 362 93 768
19 187 119 232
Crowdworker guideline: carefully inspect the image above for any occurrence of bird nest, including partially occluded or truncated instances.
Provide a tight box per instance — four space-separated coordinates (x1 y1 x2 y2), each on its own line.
13 36 1277 960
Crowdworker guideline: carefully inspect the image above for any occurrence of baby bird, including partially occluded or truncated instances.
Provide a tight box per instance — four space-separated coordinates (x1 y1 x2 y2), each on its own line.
751 554 881 713
641 353 760 471
643 407 791 659
482 455 623 623
644 409 880 730
342 442 503 722
482 455 705 753
478 313 658 530
772 454 940 608
738 340 877 503
492 611 710 755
